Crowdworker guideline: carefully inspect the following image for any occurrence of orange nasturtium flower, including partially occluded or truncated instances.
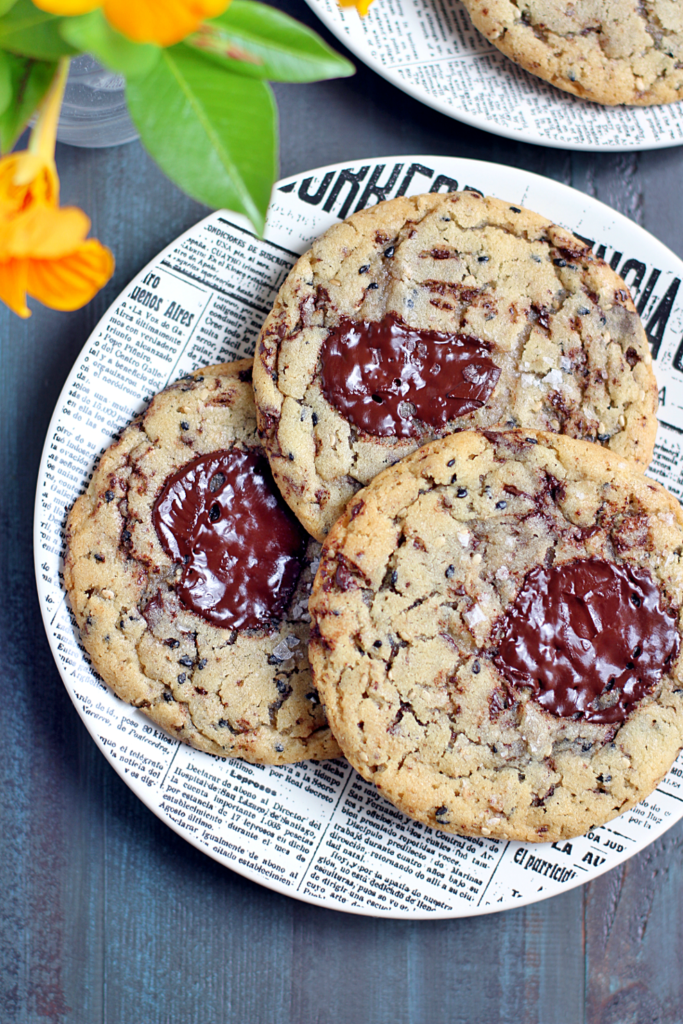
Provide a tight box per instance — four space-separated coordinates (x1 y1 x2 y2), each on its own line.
338 0 374 15
0 62 114 318
33 0 230 47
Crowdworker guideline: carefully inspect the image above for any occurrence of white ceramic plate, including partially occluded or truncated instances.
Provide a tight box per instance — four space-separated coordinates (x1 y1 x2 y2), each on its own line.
305 0 683 152
35 156 683 918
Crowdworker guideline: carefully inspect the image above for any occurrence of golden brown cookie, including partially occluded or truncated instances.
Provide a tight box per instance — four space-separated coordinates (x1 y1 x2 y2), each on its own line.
65 360 340 764
309 430 683 842
461 0 683 106
253 191 657 542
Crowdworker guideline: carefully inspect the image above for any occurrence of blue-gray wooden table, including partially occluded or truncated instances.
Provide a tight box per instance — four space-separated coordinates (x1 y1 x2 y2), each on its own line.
3 3 683 1021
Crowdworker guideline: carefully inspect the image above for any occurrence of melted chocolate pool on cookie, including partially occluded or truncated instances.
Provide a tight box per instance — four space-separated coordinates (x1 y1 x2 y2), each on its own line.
153 449 307 630
493 558 679 724
320 313 501 438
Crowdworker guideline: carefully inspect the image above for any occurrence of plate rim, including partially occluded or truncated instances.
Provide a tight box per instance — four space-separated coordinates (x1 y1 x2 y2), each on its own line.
33 154 683 919
304 0 683 154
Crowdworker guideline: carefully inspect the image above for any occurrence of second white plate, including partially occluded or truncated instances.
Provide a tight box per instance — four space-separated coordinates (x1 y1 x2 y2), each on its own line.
306 0 683 152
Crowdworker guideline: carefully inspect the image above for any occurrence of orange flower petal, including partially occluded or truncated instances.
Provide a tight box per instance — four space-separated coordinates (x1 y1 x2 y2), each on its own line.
0 259 30 318
26 240 114 312
0 153 59 213
0 204 91 261
0 153 112 316
338 0 374 13
104 0 228 46
32 0 102 13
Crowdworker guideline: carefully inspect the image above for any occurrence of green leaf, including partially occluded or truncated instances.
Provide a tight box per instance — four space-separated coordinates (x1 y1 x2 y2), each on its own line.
186 1 354 82
0 0 18 16
0 54 56 151
0 49 13 115
59 10 159 78
0 0 75 60
126 45 277 234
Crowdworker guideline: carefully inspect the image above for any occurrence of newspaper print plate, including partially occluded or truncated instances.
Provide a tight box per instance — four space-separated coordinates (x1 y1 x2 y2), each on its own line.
305 0 683 152
35 156 683 919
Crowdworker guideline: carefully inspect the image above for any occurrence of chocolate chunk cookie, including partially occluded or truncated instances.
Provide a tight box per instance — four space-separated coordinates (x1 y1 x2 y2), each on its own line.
309 430 683 842
64 360 340 764
461 0 683 106
253 192 657 542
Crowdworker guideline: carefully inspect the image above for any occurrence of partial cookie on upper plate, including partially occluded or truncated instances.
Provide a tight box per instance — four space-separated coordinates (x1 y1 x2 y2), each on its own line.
64 360 340 764
460 0 683 106
309 430 683 842
253 191 657 542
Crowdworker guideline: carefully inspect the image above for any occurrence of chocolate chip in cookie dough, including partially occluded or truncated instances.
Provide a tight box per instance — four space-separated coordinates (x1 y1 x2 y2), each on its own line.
153 448 307 630
494 558 680 724
320 313 501 438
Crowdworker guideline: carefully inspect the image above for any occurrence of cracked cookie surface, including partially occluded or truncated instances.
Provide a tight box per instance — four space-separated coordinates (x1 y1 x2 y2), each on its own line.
461 0 683 105
309 430 683 842
253 192 657 542
64 360 340 764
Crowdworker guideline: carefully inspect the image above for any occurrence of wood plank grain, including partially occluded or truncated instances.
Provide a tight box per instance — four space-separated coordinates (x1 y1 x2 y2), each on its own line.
585 820 683 1024
570 153 644 227
100 775 295 1024
288 890 584 1024
640 148 683 260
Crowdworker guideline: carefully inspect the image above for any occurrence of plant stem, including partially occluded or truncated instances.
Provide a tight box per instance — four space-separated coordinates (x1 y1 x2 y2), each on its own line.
29 57 71 163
